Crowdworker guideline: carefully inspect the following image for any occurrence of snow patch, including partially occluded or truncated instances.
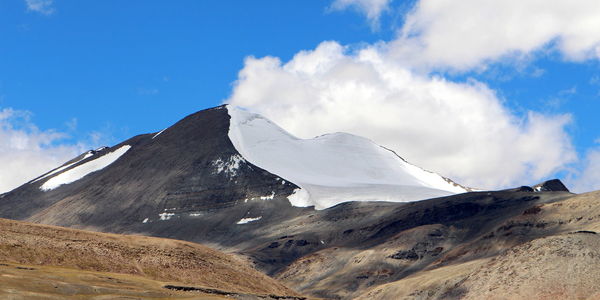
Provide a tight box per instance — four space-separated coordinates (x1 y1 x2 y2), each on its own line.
32 151 95 184
40 145 131 191
287 188 311 207
260 192 275 200
236 216 262 224
159 212 175 220
212 154 246 178
227 106 468 209
142 218 149 223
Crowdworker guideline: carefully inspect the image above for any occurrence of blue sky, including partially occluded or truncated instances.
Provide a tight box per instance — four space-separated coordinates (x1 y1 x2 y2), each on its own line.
2 0 600 192
0 1 396 142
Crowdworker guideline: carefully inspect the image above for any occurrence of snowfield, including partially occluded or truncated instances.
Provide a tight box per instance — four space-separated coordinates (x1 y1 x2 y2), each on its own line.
227 106 468 209
40 145 131 191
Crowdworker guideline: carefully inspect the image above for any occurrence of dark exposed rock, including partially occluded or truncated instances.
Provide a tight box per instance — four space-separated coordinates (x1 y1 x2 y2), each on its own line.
295 240 309 247
430 247 444 256
523 205 542 215
533 179 570 192
502 186 534 192
573 230 597 234
163 285 308 300
389 250 420 260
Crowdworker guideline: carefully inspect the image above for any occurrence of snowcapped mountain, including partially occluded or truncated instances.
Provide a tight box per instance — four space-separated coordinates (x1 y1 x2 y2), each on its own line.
0 104 576 300
2 105 468 218
228 106 469 209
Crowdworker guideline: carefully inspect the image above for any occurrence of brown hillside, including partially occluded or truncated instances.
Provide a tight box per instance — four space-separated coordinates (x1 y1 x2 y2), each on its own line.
356 191 600 299
0 218 301 298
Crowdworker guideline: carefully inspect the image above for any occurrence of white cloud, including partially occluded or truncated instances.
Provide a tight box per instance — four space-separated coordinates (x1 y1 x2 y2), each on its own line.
330 0 392 28
568 148 600 193
0 108 86 193
390 0 600 71
226 41 576 189
25 0 55 15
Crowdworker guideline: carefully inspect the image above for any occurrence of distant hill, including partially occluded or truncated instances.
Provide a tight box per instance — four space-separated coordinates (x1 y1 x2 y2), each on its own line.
357 190 600 299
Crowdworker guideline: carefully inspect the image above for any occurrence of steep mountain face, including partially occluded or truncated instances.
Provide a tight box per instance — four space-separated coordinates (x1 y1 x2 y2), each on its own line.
1 104 591 299
0 104 468 231
0 106 298 232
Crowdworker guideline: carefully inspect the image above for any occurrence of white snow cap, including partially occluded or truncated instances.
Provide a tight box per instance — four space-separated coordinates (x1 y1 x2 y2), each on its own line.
227 105 468 209
40 145 131 191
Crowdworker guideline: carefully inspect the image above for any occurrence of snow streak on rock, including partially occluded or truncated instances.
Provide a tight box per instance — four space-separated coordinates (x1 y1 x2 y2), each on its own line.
236 216 262 224
40 145 131 191
32 151 95 184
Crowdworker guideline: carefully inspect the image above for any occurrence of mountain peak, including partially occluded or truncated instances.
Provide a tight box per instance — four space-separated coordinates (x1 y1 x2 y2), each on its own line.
533 179 570 192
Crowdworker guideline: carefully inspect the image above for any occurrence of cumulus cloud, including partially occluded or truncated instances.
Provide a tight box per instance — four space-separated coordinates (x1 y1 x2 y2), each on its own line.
226 41 576 189
330 0 392 28
391 0 600 71
0 108 86 193
568 148 600 193
25 0 55 15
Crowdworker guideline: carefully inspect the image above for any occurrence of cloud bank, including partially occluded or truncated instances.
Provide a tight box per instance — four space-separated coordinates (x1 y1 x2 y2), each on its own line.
226 42 576 189
568 147 600 193
0 108 85 193
394 0 600 71
335 0 600 71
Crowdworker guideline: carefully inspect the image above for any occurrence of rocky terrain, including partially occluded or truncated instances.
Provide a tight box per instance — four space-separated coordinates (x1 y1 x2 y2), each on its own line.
356 191 600 300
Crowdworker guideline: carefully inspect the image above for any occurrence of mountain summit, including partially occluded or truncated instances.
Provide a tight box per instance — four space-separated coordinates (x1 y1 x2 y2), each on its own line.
0 105 591 300
1 105 468 224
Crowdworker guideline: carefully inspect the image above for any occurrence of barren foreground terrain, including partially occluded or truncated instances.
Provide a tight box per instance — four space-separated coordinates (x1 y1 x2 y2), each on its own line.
0 218 303 300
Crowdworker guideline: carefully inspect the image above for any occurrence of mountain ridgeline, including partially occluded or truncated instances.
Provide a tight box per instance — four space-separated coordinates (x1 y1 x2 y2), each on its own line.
2 105 592 300
0 106 299 232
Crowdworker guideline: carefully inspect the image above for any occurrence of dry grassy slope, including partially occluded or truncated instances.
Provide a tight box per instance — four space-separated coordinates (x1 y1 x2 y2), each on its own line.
356 191 600 300
0 262 230 300
0 218 300 298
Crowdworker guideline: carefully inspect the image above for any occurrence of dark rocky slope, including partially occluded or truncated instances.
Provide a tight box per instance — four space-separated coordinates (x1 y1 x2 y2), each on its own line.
0 106 299 235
